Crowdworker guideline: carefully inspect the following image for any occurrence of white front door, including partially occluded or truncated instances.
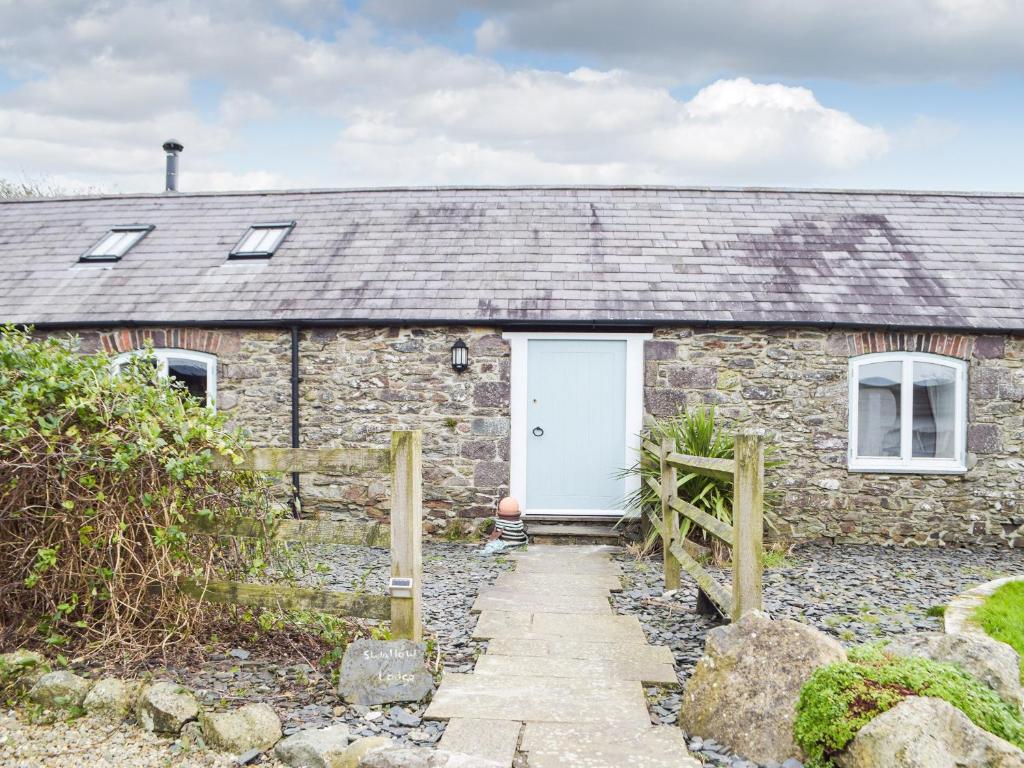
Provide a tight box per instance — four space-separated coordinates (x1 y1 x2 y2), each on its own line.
504 332 649 518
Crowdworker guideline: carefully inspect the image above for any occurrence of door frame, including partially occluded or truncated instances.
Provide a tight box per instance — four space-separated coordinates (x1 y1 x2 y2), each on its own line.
502 331 652 518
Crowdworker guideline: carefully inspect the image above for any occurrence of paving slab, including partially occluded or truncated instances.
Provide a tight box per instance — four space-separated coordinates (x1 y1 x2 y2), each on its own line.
472 588 612 615
485 636 676 665
521 723 700 768
424 673 651 729
437 718 521 767
494 572 623 592
512 560 622 576
473 652 678 686
514 544 620 557
429 543 685 766
512 546 622 575
473 610 649 643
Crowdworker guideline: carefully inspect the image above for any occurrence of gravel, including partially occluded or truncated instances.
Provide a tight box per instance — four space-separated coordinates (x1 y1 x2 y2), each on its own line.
7 541 1021 767
613 542 1024 767
0 710 278 768
138 543 513 744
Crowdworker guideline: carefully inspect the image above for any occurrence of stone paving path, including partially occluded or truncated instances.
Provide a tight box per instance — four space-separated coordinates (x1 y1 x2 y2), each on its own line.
425 545 700 767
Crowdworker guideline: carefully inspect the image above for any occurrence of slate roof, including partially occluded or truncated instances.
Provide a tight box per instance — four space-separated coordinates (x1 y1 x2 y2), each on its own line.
0 186 1022 331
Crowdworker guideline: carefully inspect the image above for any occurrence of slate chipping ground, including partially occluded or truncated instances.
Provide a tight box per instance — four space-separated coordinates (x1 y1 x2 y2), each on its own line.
613 542 1024 767
4 541 1024 767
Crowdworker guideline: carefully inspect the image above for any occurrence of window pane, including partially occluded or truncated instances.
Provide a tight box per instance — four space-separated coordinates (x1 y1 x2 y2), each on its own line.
857 361 902 458
912 362 957 459
167 358 209 403
114 230 145 255
91 232 124 255
259 227 287 252
252 228 277 252
238 228 266 252
94 230 144 257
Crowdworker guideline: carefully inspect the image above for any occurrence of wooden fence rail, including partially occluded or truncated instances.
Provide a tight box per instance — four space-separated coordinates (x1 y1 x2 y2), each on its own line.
644 429 764 621
182 431 423 640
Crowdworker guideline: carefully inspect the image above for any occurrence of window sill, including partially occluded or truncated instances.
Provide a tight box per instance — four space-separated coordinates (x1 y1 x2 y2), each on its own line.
848 464 968 476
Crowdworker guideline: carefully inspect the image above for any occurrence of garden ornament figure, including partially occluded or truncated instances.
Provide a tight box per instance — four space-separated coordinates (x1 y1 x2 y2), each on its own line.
479 496 528 555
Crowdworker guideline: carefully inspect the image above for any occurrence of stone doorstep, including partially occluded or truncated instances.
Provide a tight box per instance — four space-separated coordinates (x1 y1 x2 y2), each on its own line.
512 548 621 562
514 544 621 557
471 590 613 615
521 723 700 768
473 653 679 687
472 610 649 643
493 572 623 592
423 673 651 729
528 524 621 546
485 637 676 666
437 718 521 768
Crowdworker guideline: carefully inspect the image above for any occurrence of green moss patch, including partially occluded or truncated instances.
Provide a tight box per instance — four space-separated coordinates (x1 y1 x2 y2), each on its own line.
794 645 1024 768
975 580 1024 679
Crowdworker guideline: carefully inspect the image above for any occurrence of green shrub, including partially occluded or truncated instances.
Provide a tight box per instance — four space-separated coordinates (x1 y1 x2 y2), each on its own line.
0 326 276 658
794 645 1024 768
975 581 1024 680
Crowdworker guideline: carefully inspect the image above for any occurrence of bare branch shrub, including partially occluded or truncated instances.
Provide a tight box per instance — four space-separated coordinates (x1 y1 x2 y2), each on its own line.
0 326 277 659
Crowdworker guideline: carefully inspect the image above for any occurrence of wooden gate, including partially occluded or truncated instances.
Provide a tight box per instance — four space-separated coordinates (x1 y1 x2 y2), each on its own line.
182 430 423 640
644 429 764 621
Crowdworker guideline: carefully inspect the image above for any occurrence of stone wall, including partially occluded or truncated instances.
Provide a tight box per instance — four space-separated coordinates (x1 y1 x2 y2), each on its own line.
297 327 510 530
74 325 511 533
63 324 1024 544
646 328 1024 546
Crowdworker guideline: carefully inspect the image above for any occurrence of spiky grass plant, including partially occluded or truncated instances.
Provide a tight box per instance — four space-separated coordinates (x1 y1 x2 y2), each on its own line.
618 406 779 557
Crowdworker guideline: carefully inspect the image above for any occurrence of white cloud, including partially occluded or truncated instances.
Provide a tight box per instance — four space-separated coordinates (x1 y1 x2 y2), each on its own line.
0 1 891 191
377 0 1024 82
220 92 277 126
334 75 888 185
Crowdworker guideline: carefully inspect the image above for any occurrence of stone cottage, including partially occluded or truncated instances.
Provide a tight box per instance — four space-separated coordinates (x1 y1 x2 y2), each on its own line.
1 186 1021 546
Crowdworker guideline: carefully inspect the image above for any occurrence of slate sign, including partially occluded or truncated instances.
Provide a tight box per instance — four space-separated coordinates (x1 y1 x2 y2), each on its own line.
337 639 433 706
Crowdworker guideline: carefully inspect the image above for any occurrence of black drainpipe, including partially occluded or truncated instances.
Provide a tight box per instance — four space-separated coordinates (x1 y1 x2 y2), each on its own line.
290 325 301 517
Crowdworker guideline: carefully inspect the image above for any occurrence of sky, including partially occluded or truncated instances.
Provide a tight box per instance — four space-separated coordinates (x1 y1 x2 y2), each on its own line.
1 0 1024 194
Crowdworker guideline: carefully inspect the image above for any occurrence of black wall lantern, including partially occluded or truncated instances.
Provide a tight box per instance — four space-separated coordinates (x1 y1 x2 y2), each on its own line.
451 339 469 373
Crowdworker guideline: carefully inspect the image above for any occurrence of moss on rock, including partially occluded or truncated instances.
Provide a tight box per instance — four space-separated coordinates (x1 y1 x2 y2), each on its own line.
794 645 1024 768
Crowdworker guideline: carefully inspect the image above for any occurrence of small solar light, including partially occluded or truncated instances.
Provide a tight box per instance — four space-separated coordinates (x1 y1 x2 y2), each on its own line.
450 339 469 373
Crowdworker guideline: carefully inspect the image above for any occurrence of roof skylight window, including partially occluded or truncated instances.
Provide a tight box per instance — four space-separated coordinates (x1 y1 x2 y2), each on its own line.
80 225 154 262
228 221 295 259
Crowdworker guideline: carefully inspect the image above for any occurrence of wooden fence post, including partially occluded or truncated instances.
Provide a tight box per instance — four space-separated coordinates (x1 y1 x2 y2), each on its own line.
660 437 681 591
731 430 764 621
390 430 422 641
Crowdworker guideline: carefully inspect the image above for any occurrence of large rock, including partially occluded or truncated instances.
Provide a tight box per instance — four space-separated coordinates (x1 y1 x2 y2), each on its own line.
83 677 137 719
274 724 351 768
888 632 1024 708
0 650 47 676
678 610 847 763
358 747 505 767
200 702 282 753
136 682 200 734
28 670 91 709
837 696 1024 768
338 737 395 768
0 650 49 692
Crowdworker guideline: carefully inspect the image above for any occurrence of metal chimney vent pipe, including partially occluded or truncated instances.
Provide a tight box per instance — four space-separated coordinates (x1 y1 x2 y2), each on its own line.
162 139 183 192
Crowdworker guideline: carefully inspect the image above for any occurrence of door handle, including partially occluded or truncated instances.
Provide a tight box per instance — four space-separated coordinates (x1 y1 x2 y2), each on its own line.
532 426 544 437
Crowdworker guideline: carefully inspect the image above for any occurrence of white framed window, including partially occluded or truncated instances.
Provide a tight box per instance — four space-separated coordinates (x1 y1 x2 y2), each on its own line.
113 349 217 409
848 352 967 473
229 221 294 259
81 225 154 262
